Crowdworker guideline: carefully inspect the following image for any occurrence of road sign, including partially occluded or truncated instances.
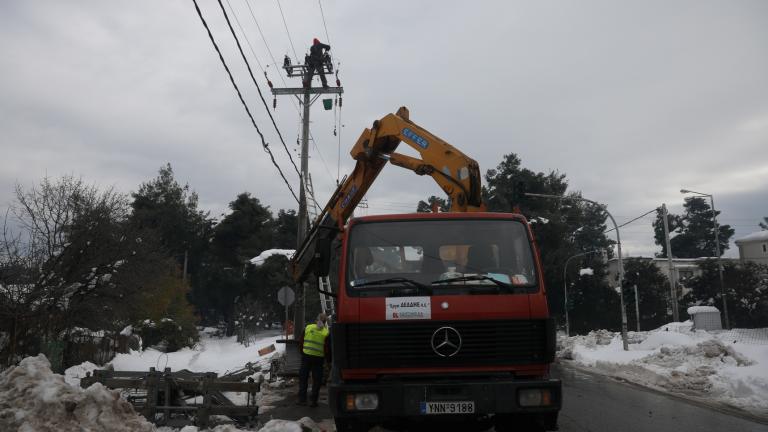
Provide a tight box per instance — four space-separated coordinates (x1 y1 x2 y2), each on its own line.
277 286 295 306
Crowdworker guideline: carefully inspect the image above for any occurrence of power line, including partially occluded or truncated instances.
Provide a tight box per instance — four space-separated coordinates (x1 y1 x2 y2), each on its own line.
605 207 659 234
216 0 301 178
317 0 331 44
275 0 299 61
191 0 299 204
244 0 333 187
242 0 336 188
224 0 266 75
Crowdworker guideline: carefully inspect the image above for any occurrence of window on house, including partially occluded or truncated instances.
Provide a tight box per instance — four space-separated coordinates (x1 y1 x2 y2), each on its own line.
763 243 767 253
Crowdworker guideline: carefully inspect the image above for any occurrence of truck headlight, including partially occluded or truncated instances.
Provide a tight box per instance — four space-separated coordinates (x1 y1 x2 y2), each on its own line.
345 393 379 411
518 388 552 407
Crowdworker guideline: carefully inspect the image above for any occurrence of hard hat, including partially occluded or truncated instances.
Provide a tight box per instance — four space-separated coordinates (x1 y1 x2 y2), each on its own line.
313 38 320 45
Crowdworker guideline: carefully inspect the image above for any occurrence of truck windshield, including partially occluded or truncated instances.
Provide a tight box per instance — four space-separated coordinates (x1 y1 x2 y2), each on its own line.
346 219 537 295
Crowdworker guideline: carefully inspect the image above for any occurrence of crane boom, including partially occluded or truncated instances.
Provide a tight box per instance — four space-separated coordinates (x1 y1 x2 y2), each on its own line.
291 107 486 282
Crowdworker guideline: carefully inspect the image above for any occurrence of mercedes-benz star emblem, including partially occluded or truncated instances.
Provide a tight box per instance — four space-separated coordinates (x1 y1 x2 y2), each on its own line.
431 326 462 357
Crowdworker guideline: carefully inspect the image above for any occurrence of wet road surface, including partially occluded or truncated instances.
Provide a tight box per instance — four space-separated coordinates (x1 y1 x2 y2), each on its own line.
260 363 768 431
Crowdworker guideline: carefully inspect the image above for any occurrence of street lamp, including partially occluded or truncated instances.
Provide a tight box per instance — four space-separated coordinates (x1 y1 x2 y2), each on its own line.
526 193 629 351
680 189 730 329
563 250 601 337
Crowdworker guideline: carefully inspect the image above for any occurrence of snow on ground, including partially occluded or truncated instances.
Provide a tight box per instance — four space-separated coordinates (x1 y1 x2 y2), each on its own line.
559 322 768 417
65 360 100 386
250 249 295 267
0 355 154 431
110 329 285 377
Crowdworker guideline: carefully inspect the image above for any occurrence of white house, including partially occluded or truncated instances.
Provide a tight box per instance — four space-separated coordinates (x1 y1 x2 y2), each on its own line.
605 257 737 287
734 230 768 266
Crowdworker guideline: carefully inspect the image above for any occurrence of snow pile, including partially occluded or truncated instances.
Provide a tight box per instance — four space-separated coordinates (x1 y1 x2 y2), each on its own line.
0 355 153 432
250 249 295 267
559 322 768 416
257 417 320 432
686 305 720 314
64 360 101 387
110 330 285 376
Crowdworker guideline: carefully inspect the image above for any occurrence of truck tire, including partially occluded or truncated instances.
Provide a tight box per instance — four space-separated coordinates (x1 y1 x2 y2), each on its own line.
334 418 371 432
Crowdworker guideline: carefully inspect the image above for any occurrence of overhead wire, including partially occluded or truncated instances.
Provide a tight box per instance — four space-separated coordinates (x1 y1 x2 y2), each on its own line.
604 207 660 234
242 0 335 187
275 0 299 61
317 0 331 44
191 0 299 204
223 0 266 75
217 0 301 178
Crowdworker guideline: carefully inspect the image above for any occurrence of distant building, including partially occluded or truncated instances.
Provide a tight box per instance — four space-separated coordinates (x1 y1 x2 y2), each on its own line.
734 230 768 266
605 257 737 287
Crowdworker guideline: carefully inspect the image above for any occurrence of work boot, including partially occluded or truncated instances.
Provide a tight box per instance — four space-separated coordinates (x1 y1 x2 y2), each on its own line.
309 400 318 407
296 399 307 406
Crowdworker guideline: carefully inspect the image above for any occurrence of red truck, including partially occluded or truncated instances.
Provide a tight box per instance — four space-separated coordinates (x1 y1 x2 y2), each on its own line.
292 108 561 431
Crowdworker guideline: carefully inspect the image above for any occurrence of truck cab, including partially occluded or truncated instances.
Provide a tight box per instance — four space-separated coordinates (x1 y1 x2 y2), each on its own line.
327 212 560 431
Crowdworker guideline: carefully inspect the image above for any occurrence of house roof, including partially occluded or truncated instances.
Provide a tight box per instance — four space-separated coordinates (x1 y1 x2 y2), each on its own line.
735 230 768 244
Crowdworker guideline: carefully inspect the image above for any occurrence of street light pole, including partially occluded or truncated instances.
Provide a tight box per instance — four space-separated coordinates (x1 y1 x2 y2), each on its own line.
526 193 629 351
680 189 730 329
563 250 601 337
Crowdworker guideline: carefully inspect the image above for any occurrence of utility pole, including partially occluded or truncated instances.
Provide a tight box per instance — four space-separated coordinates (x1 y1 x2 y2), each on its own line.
661 204 679 321
272 55 343 339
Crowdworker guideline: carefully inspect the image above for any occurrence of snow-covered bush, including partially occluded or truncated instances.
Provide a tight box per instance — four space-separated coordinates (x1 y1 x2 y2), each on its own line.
134 318 198 352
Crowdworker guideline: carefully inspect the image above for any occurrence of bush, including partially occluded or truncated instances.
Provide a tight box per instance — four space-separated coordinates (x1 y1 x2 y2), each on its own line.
134 318 198 352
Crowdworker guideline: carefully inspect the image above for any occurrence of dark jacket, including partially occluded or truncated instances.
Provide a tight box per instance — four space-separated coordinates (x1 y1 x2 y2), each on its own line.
309 42 330 63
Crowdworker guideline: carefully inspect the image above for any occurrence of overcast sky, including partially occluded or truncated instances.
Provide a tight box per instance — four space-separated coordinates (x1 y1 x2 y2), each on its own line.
1 0 766 257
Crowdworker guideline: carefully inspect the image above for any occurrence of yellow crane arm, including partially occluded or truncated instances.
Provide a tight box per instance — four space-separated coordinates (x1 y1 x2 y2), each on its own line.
291 106 486 282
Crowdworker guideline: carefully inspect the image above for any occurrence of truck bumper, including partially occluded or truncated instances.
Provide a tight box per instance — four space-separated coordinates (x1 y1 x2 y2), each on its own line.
329 376 561 424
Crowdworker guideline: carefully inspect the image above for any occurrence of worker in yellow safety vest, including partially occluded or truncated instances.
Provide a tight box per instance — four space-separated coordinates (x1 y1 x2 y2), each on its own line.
297 313 330 406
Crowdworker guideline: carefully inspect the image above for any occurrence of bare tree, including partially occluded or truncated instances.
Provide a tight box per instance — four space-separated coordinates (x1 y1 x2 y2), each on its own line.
1 175 171 367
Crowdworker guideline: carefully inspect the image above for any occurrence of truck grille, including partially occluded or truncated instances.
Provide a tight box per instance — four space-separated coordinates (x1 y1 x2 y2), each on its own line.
341 319 552 369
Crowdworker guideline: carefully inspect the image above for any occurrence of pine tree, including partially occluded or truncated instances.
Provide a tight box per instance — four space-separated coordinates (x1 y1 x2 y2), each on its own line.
480 153 614 330
653 197 734 258
416 196 449 212
759 217 768 230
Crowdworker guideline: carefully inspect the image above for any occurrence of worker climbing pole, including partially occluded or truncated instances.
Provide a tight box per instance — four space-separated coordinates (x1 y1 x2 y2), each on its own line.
271 38 344 347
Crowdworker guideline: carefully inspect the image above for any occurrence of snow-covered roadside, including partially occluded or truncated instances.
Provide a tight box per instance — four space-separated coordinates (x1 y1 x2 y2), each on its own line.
0 355 155 431
109 328 286 377
558 322 768 417
2 330 323 431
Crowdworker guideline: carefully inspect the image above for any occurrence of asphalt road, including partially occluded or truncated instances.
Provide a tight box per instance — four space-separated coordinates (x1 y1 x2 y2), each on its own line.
261 364 768 432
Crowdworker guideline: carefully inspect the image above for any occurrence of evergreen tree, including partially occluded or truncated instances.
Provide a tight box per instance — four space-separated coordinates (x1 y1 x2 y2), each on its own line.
129 163 213 271
272 209 298 248
480 153 614 329
211 193 273 267
621 259 672 331
682 260 768 328
760 217 768 230
653 197 734 258
568 262 620 334
416 196 449 213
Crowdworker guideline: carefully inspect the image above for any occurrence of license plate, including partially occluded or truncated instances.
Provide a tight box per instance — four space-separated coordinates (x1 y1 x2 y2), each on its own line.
419 401 475 415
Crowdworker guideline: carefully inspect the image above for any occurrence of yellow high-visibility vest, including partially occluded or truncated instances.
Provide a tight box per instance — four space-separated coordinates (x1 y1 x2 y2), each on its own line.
302 323 329 357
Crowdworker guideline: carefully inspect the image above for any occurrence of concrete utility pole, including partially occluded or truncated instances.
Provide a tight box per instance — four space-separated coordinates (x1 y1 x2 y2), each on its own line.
272 58 343 339
661 204 679 321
